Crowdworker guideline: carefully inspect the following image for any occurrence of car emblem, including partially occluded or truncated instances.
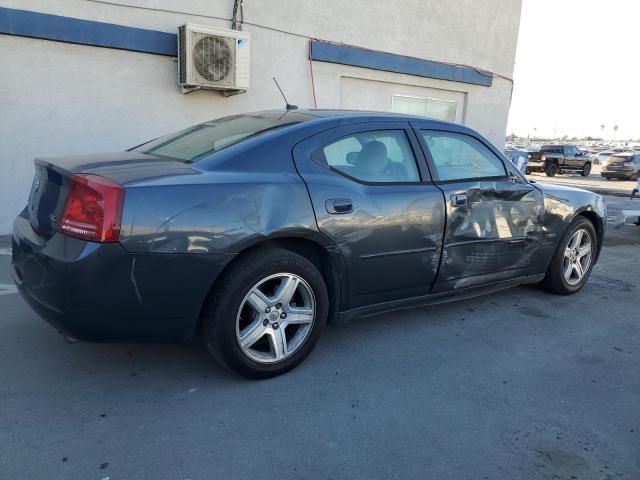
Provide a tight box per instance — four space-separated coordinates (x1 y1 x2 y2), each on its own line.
48 213 57 225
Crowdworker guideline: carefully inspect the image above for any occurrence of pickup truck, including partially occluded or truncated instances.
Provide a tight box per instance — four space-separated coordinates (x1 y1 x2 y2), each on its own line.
526 145 592 177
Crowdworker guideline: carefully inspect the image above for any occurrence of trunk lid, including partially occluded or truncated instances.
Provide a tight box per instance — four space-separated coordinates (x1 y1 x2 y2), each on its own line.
27 151 197 238
607 155 633 166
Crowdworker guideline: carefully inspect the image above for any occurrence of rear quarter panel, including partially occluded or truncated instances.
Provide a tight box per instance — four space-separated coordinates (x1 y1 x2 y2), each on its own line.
117 119 360 255
119 170 318 255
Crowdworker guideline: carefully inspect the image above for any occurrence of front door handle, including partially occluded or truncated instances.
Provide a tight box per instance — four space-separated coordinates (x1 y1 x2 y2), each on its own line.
326 198 353 214
450 193 467 208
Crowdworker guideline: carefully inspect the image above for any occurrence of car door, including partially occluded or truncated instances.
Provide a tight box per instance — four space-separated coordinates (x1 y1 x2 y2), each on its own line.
412 124 546 292
293 122 446 308
564 146 579 169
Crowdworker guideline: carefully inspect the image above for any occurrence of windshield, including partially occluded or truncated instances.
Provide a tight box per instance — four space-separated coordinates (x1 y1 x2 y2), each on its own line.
133 114 296 163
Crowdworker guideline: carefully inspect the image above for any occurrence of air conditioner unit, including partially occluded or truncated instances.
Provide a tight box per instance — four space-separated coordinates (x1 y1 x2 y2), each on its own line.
177 23 250 94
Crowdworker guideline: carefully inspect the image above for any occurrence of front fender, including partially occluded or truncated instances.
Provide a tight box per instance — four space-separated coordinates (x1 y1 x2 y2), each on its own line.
534 182 605 265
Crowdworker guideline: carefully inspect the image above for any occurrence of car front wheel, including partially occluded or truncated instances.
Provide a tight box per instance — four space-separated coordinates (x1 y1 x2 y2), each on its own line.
202 248 329 379
541 217 597 295
581 162 592 176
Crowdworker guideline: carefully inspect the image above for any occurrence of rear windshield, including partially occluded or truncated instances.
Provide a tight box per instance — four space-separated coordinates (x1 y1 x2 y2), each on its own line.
133 114 295 163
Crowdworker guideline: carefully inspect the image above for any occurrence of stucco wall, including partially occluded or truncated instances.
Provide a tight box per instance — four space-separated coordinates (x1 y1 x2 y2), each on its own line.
0 0 522 233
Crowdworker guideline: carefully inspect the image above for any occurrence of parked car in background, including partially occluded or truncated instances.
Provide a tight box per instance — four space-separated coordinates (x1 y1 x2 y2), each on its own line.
593 151 615 165
11 110 606 378
601 153 640 180
526 145 592 177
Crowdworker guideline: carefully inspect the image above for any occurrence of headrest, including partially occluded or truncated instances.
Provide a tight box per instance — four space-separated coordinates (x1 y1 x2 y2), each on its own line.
360 141 387 159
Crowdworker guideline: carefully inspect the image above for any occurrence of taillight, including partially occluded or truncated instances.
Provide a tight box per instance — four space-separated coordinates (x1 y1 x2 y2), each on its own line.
60 174 124 243
541 155 546 161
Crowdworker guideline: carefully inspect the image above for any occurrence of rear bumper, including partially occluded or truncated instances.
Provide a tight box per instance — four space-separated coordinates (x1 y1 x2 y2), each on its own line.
601 170 634 179
11 212 234 343
526 161 545 172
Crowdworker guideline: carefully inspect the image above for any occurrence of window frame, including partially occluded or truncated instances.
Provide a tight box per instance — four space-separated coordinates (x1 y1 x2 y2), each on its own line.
414 126 512 184
309 125 431 187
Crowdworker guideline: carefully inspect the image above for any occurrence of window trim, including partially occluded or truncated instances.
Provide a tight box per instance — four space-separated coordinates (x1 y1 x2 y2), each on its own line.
311 128 427 186
414 127 511 184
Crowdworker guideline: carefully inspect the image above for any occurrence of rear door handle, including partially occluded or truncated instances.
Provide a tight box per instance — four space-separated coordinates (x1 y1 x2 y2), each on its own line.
450 194 467 207
326 198 353 214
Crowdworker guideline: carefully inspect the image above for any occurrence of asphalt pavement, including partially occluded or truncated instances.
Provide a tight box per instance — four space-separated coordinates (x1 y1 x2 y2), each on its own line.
0 197 639 479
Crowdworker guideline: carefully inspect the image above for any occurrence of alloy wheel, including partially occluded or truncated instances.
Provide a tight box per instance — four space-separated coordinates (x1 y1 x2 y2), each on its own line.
562 228 593 286
235 273 316 364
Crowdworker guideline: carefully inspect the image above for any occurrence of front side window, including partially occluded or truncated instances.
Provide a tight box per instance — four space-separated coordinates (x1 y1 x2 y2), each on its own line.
317 130 420 183
421 130 506 181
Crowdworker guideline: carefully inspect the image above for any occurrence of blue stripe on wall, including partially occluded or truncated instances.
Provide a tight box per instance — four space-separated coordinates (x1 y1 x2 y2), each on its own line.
0 7 177 56
0 7 493 86
310 40 493 87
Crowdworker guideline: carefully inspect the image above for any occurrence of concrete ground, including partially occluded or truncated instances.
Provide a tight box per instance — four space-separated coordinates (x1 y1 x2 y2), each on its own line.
0 197 639 479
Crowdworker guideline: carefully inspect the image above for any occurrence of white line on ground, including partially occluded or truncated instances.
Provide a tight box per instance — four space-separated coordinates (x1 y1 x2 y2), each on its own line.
0 248 11 256
0 284 18 296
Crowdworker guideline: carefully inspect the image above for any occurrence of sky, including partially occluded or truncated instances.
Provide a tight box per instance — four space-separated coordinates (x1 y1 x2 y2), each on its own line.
507 0 639 140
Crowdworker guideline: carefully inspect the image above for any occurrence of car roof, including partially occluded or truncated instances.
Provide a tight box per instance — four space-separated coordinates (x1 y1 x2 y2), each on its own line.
253 108 458 128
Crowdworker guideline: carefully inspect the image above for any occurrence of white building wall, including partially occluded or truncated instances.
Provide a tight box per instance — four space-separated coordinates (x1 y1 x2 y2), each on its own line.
0 0 522 233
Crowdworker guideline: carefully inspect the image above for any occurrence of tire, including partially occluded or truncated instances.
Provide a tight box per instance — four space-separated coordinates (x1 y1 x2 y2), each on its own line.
545 163 558 177
540 217 597 295
604 177 612 181
202 248 329 379
581 162 592 176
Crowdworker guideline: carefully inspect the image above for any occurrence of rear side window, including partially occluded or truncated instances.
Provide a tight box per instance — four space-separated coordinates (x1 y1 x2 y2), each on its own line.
421 130 506 181
316 130 420 184
541 145 563 153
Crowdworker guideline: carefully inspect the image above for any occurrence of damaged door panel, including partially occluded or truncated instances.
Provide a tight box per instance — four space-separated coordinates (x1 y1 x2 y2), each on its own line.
414 126 545 291
434 179 545 291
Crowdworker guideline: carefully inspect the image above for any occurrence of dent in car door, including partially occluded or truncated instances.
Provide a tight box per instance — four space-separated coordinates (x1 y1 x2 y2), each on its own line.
293 122 446 308
414 126 546 292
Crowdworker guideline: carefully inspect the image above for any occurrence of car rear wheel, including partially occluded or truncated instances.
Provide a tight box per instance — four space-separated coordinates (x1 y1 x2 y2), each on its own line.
545 163 558 177
541 217 596 295
202 248 329 379
581 162 592 176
